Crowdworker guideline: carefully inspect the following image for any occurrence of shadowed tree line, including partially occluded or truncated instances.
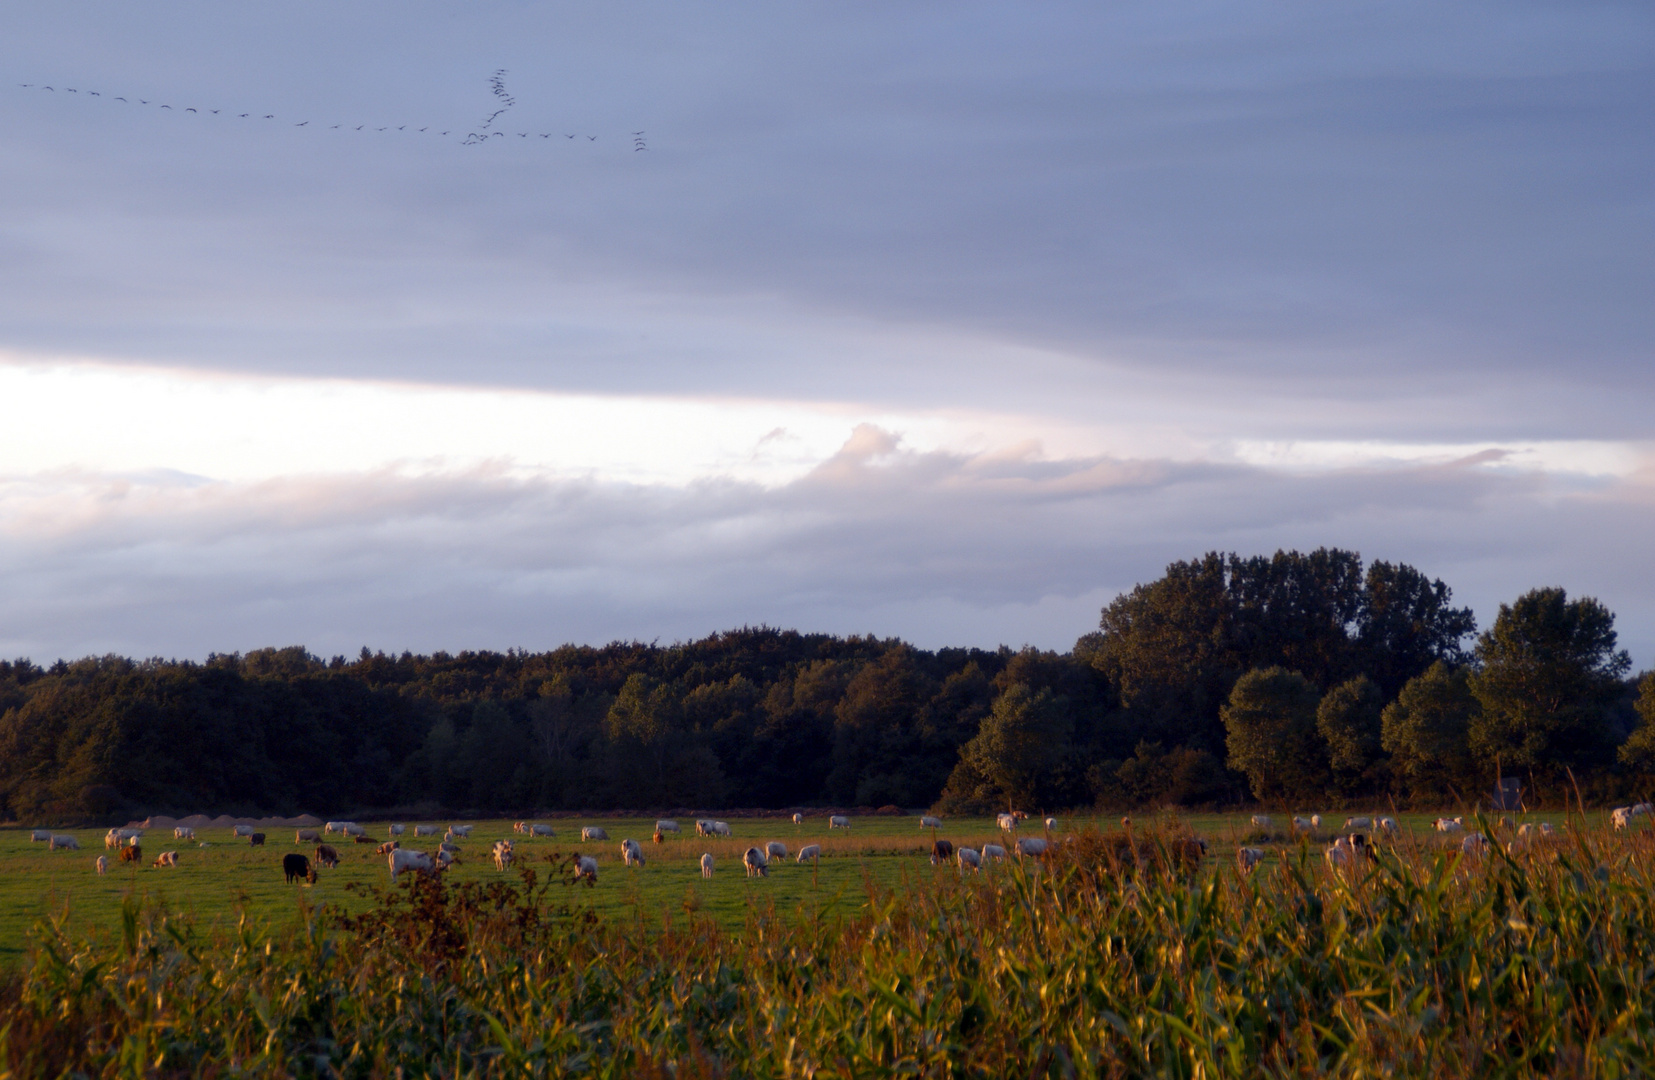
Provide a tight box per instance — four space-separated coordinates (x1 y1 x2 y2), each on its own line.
1 549 1651 822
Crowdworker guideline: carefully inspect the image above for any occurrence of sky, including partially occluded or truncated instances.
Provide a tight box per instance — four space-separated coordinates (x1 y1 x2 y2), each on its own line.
0 1 1651 666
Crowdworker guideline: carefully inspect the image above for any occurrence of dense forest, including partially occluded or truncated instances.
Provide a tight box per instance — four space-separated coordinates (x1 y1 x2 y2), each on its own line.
2 548 1652 822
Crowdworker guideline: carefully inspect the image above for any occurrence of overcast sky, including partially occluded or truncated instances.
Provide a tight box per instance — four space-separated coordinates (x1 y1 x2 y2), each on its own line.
1 1 1651 666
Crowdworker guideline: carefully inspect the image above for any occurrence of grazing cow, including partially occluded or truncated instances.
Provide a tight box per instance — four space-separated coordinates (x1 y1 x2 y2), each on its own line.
377 841 400 855
957 847 982 871
1462 833 1490 856
653 830 665 844
414 825 438 837
701 853 715 878
530 823 554 837
1345 817 1372 830
621 839 645 867
696 820 714 837
1435 818 1464 834
797 844 822 863
120 843 141 862
981 843 1006 862
766 841 788 861
1376 817 1399 835
828 816 850 830
743 847 768 877
341 824 366 838
1044 817 1058 831
314 844 340 869
573 855 599 884
1539 822 1557 837
153 851 179 868
1325 838 1356 869
493 841 514 872
50 835 80 851
513 822 527 835
996 813 1017 833
1612 807 1633 832
296 829 321 844
1250 814 1271 828
710 821 732 837
30 829 50 842
447 825 474 839
232 825 255 838
1291 816 1315 832
389 848 435 882
389 823 406 837
439 841 460 856
582 826 609 842
284 854 316 884
435 849 457 868
1237 847 1265 872
174 826 195 840
249 833 266 846
323 821 349 835
1310 815 1322 830
95 855 107 875
1016 837 1049 857
931 839 954 865
792 812 804 825
919 815 942 829
105 828 140 849
655 819 680 834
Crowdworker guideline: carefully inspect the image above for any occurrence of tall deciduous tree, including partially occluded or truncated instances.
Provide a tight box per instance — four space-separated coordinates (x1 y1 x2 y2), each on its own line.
1222 667 1324 801
955 683 1073 811
1380 661 1477 794
1615 672 1655 773
1468 588 1630 773
1317 675 1383 776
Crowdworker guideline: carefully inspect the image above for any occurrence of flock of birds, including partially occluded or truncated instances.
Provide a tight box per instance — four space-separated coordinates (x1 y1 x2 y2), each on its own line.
12 68 647 150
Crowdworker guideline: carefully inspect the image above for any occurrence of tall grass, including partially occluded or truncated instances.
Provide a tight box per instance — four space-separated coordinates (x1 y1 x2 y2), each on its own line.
4 822 1655 1077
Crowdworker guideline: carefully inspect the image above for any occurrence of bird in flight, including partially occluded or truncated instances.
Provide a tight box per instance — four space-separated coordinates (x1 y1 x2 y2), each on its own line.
295 121 308 126
186 107 197 113
587 135 597 141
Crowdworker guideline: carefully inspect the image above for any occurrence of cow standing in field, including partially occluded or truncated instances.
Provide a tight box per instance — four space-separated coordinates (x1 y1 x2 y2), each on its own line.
743 847 769 878
574 855 599 884
493 841 514 872
920 816 942 829
792 813 804 825
314 844 340 869
50 835 80 851
414 825 439 837
701 853 714 878
233 825 255 838
120 844 141 863
931 839 954 865
529 823 554 837
796 844 821 864
621 839 645 867
582 826 609 842
766 841 788 861
957 848 981 871
174 827 196 840
283 854 316 884
655 820 680 835
388 824 406 837
249 833 266 846
377 841 400 855
296 829 321 844
996 813 1017 833
153 851 179 868
95 855 107 875
1237 847 1265 872
828 816 850 830
30 830 51 843
389 849 435 882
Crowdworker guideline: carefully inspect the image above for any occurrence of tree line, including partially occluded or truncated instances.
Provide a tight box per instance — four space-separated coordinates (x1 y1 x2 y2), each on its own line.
1 548 1651 822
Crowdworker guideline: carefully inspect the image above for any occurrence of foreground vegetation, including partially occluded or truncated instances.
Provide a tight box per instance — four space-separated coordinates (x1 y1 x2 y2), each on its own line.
5 816 1655 1077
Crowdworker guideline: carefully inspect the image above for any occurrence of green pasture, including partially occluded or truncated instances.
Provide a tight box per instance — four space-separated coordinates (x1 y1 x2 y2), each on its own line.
0 806 1604 969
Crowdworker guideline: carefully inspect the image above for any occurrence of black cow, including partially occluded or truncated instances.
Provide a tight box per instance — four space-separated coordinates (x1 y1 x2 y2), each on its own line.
249 832 266 846
932 839 955 864
283 853 316 884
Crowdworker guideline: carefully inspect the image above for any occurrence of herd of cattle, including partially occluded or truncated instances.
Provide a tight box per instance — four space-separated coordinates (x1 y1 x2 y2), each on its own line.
23 806 1645 884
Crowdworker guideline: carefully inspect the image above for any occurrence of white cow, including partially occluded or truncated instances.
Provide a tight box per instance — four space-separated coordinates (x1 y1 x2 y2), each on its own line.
1044 817 1058 831
582 826 609 842
174 826 196 840
1250 814 1271 828
414 825 439 837
574 855 599 883
743 847 769 877
828 816 850 830
919 815 942 829
1612 807 1634 832
1237 847 1265 872
388 823 406 837
996 813 1017 833
1376 817 1398 835
1310 815 1322 830
766 841 788 860
95 855 108 875
1291 816 1315 832
696 820 715 837
324 821 353 835
710 821 731 837
981 843 1006 862
1435 818 1464 834
232 825 256 837
792 813 804 825
1462 833 1490 856
1345 817 1372 830
50 835 80 851
701 853 714 878
957 847 982 871
1016 837 1048 857
446 825 474 840
796 844 821 863
389 848 435 882
654 819 680 834
530 823 554 837
621 839 645 867
30 829 50 842
154 850 179 867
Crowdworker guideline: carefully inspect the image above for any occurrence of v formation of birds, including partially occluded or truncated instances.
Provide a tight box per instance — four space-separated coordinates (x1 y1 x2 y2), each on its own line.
13 68 648 150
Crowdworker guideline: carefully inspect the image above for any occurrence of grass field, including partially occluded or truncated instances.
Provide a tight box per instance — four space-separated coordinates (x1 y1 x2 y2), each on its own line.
6 806 1654 1075
0 807 1592 970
